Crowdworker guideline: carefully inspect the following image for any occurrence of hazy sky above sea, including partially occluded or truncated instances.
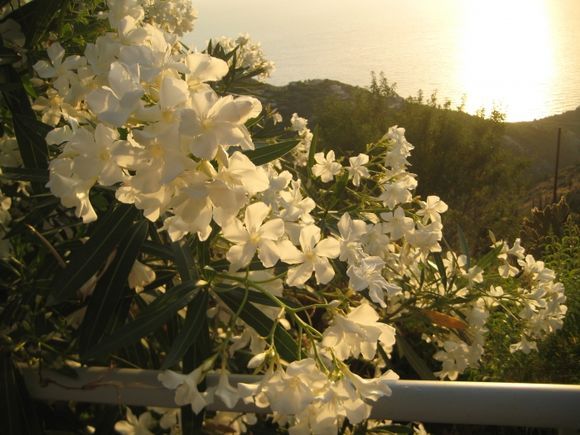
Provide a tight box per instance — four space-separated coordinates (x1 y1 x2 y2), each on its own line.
185 0 580 121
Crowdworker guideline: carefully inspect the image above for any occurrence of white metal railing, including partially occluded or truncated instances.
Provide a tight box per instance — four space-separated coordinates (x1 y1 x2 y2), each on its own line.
21 366 580 434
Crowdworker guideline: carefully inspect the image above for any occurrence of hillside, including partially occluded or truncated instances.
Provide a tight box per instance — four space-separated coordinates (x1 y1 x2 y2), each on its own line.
254 78 580 206
254 79 579 170
505 107 580 182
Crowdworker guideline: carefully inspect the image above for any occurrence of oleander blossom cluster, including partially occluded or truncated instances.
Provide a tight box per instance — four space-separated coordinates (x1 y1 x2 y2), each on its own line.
142 0 197 35
211 33 275 80
28 0 567 433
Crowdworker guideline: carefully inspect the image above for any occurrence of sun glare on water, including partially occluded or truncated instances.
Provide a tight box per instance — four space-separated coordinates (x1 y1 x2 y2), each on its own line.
457 0 555 121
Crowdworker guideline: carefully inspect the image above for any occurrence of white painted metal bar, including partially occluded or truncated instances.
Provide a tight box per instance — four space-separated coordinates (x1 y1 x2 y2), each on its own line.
21 366 580 430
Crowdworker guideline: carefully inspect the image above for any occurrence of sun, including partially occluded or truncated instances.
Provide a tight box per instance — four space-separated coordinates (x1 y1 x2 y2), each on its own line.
457 0 556 121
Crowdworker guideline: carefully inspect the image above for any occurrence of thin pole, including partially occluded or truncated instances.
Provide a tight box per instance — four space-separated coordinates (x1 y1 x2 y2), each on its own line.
553 127 562 203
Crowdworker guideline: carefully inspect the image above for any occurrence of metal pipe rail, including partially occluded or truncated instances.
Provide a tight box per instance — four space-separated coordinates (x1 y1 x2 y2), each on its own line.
21 366 580 432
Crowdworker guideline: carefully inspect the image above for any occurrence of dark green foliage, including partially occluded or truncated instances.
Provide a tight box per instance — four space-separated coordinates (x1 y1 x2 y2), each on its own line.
81 282 201 360
161 290 210 369
0 353 42 435
471 206 580 384
78 219 149 359
258 75 530 252
48 204 140 305
218 288 300 362
243 138 300 165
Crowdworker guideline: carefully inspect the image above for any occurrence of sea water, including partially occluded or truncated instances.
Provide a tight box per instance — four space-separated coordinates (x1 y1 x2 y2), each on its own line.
185 0 580 122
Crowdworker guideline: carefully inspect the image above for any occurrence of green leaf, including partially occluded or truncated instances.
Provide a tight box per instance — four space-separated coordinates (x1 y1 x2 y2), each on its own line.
332 171 350 201
181 293 211 431
476 243 503 270
0 166 49 183
82 282 200 360
0 353 42 435
307 125 319 174
48 204 139 305
215 286 299 309
7 0 65 48
141 271 177 292
142 240 174 260
171 240 195 282
242 139 300 166
12 113 50 171
79 220 149 359
0 65 49 173
218 290 299 362
162 290 209 369
432 252 447 290
456 224 470 269
368 424 413 434
395 331 436 380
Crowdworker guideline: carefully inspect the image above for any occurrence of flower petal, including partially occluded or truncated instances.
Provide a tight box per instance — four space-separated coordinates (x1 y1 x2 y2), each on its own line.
287 262 314 287
314 237 340 258
314 256 335 284
244 202 270 234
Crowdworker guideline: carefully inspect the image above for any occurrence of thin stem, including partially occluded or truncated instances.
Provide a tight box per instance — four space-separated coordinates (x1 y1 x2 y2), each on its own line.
25 224 66 268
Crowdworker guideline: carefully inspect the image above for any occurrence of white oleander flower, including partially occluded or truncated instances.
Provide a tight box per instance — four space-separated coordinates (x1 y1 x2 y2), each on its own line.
86 61 144 127
259 359 327 415
222 201 284 270
143 0 197 35
128 260 156 292
33 42 87 96
278 180 316 224
114 407 154 435
416 195 448 224
312 150 342 183
407 221 443 253
322 303 396 360
337 212 367 265
184 52 228 91
346 153 370 186
280 225 340 287
158 364 210 414
381 207 414 241
180 90 262 160
378 175 416 209
68 124 126 186
347 256 401 307
212 370 240 409
46 158 97 223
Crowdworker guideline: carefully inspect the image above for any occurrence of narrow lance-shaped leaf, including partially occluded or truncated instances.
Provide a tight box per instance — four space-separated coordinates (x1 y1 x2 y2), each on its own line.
0 166 49 183
432 252 448 291
171 240 195 282
79 219 149 359
218 290 299 362
141 240 175 260
6 0 64 48
0 353 42 435
476 243 503 270
307 125 319 175
162 290 209 369
242 139 300 166
0 65 49 174
214 285 299 309
395 331 436 380
182 290 211 431
82 282 200 360
48 204 139 305
456 224 470 270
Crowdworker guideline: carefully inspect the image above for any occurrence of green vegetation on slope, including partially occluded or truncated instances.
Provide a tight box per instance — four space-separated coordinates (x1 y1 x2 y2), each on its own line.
255 76 557 252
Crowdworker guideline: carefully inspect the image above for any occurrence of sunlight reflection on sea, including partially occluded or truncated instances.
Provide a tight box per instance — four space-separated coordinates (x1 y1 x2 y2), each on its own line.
186 0 580 121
